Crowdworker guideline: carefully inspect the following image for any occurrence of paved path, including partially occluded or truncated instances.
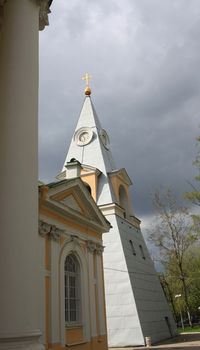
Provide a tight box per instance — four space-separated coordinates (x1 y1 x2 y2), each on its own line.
110 333 200 349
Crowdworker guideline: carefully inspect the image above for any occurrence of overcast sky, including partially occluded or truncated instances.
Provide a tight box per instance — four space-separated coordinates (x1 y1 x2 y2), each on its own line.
39 0 200 227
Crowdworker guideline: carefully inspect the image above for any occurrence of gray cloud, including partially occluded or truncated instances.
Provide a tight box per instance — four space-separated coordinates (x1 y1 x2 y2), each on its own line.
39 0 200 219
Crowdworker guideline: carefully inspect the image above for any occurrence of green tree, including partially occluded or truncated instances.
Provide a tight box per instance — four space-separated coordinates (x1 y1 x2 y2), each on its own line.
184 246 200 314
148 188 199 327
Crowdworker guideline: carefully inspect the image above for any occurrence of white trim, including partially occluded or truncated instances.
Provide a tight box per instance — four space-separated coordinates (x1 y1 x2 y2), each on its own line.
96 254 106 335
59 241 90 346
87 250 97 336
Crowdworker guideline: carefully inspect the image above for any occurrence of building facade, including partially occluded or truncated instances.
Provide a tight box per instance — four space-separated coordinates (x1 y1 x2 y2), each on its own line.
39 164 110 350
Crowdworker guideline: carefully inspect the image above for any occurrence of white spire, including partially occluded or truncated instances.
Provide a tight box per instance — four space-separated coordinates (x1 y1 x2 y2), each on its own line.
62 96 116 205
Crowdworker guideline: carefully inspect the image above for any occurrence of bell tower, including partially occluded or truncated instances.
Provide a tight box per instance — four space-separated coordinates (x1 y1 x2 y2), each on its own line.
59 76 176 347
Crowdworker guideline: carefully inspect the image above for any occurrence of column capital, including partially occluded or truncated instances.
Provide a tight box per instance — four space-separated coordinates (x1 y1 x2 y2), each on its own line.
87 240 96 253
0 0 52 33
39 220 63 242
37 0 52 31
87 240 104 254
96 244 104 255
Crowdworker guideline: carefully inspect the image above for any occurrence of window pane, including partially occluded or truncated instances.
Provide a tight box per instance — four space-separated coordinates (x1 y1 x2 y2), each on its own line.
70 299 76 310
70 310 76 322
65 255 79 273
70 287 75 297
69 276 75 287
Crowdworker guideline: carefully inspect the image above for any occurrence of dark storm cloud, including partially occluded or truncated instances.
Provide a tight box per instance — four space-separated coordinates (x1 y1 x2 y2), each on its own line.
39 0 200 223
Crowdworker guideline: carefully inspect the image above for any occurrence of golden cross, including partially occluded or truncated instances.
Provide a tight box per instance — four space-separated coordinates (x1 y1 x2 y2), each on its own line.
82 73 92 87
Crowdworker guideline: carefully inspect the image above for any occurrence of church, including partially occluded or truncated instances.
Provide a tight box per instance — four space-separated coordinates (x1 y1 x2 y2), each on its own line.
58 78 177 347
37 76 177 349
0 2 176 349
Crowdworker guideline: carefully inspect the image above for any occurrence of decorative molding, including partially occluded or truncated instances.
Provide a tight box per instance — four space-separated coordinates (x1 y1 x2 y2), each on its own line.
0 330 44 350
70 235 81 249
37 0 51 31
87 240 104 254
39 220 64 242
74 127 94 146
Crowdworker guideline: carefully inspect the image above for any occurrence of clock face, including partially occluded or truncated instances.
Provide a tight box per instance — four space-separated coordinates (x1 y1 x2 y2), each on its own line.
99 129 110 150
74 127 94 146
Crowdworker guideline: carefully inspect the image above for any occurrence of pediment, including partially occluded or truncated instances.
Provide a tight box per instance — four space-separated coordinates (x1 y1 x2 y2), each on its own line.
41 179 111 233
60 194 82 213
50 189 84 216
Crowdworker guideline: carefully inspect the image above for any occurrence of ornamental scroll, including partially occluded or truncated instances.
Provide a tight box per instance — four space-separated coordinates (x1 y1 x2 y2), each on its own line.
39 220 64 242
87 240 104 255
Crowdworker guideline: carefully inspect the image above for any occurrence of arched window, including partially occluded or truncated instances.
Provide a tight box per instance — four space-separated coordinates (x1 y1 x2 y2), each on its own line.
83 182 91 194
119 185 129 218
65 254 80 324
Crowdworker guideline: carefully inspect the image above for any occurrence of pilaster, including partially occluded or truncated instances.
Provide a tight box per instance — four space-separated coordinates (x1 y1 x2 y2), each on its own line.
0 0 51 349
87 242 97 337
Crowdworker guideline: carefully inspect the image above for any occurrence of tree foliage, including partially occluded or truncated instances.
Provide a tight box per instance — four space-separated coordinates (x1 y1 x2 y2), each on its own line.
159 246 200 324
149 135 200 326
148 188 199 326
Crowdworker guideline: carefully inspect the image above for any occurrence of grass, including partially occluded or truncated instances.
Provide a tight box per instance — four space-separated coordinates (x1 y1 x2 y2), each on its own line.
178 325 200 333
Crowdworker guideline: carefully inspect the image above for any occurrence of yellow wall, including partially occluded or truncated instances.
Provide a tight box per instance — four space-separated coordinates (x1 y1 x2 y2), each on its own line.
81 171 98 202
40 185 107 350
109 174 129 204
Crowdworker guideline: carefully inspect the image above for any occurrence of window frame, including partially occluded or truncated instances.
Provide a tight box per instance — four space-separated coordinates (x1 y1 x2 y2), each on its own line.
64 254 81 326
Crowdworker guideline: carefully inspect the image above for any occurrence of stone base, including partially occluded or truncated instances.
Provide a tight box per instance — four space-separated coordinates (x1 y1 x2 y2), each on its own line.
0 331 45 350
